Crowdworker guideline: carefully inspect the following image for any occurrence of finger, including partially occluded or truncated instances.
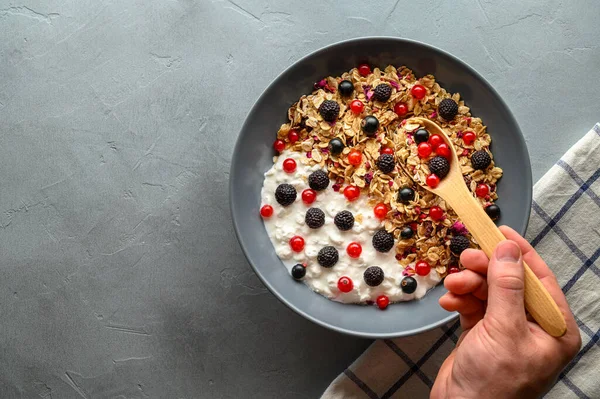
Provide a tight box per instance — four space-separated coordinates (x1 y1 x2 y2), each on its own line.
486 240 527 331
460 248 490 276
444 269 488 300
439 292 485 330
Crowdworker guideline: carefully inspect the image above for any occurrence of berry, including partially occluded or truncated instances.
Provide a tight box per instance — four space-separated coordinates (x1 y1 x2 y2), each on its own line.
394 102 408 116
329 138 345 155
450 235 470 255
334 210 355 231
428 156 450 178
426 174 440 188
305 208 325 229
302 189 317 204
283 158 297 173
411 84 426 99
438 98 459 120
358 63 371 76
428 134 444 149
350 100 364 114
429 206 444 221
436 143 451 160
290 236 305 252
273 139 285 153
381 147 394 155
275 184 297 206
319 100 340 122
347 242 362 258
364 266 384 286
343 185 360 201
348 150 362 166
398 187 415 203
260 205 273 218
400 226 414 239
414 128 429 144
376 295 390 309
373 84 392 102
377 154 395 174
339 80 354 96
361 116 379 136
317 246 339 268
485 204 501 220
291 264 306 280
463 131 476 145
288 130 299 143
308 170 330 191
418 142 432 158
373 203 388 219
448 266 460 274
471 150 492 170
415 260 431 276
372 229 394 253
476 184 489 198
338 276 354 293
401 277 417 293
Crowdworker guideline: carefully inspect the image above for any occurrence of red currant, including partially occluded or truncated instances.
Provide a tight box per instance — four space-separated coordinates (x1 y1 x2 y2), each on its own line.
344 185 360 201
273 139 285 153
260 205 273 218
346 242 362 258
376 295 390 310
463 131 476 145
381 147 394 155
283 158 297 173
374 203 388 219
426 173 440 188
338 276 354 293
415 260 431 276
358 63 371 76
429 205 444 221
394 102 408 116
428 134 444 149
418 142 432 158
448 266 460 274
302 189 317 204
436 143 451 159
476 184 489 198
288 129 299 143
350 100 364 114
347 150 362 166
289 236 305 252
411 84 427 99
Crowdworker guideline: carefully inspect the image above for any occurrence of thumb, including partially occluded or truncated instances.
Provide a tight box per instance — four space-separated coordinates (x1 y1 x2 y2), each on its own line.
486 240 527 329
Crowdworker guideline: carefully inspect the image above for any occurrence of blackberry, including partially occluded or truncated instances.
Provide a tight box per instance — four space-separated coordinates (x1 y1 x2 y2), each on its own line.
334 210 354 231
361 115 379 136
308 170 330 191
485 204 501 220
414 128 429 144
319 100 340 122
428 156 450 178
400 276 417 294
373 84 392 102
398 187 415 203
275 184 297 206
338 80 354 97
438 98 459 120
400 226 414 239
317 246 339 268
377 154 395 174
372 229 394 253
305 208 325 229
329 138 345 155
471 150 492 170
291 264 306 280
450 235 470 255
364 266 385 287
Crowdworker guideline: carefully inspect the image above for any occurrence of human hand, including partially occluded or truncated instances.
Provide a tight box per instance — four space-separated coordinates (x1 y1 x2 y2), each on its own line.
430 226 581 399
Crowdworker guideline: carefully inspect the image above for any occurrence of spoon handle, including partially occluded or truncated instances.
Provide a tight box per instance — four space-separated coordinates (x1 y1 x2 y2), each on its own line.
445 190 567 337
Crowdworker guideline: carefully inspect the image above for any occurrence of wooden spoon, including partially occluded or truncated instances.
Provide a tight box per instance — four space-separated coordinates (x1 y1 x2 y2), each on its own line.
407 117 567 337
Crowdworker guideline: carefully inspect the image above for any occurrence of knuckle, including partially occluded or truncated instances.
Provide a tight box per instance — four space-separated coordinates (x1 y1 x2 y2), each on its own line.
493 274 524 291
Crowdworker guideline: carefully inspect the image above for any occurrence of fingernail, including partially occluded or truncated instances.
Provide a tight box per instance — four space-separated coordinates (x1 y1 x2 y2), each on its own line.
495 241 521 262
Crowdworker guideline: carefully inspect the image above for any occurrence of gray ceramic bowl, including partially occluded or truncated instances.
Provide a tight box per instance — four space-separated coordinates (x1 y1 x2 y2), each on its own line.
230 37 531 338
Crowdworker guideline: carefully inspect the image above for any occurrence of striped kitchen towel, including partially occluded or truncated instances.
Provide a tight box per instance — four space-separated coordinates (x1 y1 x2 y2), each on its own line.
322 123 600 399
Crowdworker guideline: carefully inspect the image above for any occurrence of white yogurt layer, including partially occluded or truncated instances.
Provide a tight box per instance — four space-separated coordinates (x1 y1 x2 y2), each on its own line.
261 150 441 304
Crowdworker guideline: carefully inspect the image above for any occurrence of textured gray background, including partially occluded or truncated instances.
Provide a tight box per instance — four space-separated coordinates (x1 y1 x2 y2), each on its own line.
0 0 598 398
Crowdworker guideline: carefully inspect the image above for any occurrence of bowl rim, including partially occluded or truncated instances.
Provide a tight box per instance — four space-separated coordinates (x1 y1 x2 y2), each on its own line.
229 36 532 338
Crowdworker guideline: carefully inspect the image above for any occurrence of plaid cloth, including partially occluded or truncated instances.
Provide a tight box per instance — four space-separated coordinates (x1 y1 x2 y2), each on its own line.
322 124 600 399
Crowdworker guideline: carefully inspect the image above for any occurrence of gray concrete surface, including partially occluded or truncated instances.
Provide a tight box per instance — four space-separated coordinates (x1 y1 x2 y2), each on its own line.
0 0 598 397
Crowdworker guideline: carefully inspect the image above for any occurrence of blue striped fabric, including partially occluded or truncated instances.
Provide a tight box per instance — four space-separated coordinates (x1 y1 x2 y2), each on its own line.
322 124 600 399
